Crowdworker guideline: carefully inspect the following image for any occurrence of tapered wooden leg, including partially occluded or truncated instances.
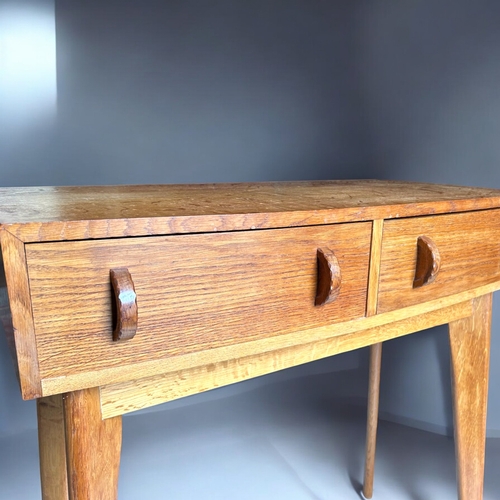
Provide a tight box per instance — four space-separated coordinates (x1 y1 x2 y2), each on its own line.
38 395 69 499
449 294 492 500
63 387 122 500
363 342 383 499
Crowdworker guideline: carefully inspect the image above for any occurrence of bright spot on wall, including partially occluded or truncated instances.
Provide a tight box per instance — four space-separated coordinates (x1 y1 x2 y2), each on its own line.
0 2 56 129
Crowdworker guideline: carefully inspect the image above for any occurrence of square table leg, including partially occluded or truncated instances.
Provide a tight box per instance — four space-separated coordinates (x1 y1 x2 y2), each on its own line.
449 293 492 500
37 395 69 499
37 387 122 500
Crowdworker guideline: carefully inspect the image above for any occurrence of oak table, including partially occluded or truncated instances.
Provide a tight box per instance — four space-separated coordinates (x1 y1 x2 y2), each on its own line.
1 180 499 499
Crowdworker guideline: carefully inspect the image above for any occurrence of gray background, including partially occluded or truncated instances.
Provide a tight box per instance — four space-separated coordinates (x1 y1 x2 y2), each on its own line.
1 0 500 467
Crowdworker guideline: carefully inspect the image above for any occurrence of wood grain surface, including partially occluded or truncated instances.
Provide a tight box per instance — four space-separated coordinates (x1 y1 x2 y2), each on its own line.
1 181 499 500
63 388 122 500
378 209 500 313
363 342 382 499
363 219 384 499
26 223 371 393
37 395 69 500
41 280 499 397
110 268 138 341
99 299 472 418
366 219 384 316
2 181 500 242
413 235 441 288
314 248 341 306
449 294 492 500
0 230 41 398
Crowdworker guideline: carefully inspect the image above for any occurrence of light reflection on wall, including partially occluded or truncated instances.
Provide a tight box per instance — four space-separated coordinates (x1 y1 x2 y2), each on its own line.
0 1 56 131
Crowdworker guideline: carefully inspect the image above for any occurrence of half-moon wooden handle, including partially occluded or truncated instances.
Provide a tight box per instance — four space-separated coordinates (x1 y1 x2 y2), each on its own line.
315 248 342 306
110 268 138 341
413 236 441 288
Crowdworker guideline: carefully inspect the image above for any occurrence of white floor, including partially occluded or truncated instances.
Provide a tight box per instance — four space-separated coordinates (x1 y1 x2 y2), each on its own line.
1 374 499 499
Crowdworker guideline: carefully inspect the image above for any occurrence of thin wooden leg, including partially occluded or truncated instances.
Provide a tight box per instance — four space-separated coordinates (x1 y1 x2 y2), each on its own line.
449 294 492 500
363 342 383 499
63 387 122 500
38 395 69 499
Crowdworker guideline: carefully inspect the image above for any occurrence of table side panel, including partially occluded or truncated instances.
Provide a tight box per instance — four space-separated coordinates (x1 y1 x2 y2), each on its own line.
25 223 371 391
0 230 42 399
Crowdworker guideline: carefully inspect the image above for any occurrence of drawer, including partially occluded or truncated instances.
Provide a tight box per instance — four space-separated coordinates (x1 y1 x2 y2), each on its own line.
25 223 371 384
377 209 500 313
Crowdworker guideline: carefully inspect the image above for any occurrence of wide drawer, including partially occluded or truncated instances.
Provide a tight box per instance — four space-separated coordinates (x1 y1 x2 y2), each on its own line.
25 223 371 384
377 209 500 313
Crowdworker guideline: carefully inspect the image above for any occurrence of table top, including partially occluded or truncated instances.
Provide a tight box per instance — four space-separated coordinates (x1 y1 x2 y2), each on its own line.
2 180 500 242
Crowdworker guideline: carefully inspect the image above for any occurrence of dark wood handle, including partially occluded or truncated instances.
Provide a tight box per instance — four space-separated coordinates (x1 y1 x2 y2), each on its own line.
110 268 138 341
413 236 441 288
315 248 342 306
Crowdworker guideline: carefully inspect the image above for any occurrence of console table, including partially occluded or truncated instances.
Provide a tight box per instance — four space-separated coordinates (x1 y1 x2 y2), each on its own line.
1 180 499 499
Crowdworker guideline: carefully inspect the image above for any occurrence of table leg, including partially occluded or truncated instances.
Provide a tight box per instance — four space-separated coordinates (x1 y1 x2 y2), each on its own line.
38 388 122 500
37 395 69 499
363 342 383 499
449 293 492 500
63 387 122 500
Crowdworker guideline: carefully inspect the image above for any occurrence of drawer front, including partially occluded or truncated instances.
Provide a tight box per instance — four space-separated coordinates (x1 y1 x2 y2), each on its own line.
25 223 371 382
377 209 500 313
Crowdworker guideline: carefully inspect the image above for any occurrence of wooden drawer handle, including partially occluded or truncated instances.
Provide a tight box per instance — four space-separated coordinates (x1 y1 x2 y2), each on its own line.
413 236 441 288
315 248 341 306
110 268 138 341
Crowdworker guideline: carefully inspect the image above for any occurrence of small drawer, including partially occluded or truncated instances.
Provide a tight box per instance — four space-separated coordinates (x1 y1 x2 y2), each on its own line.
377 209 500 313
25 223 371 387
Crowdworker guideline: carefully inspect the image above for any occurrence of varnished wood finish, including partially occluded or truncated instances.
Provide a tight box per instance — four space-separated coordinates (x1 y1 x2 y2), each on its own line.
42 279 498 397
37 395 69 500
100 299 472 418
363 220 385 499
363 342 382 499
366 220 384 317
449 294 492 500
0 230 41 398
315 248 341 306
2 181 500 242
110 268 138 341
1 181 500 499
26 224 371 394
63 388 122 500
378 209 500 313
413 235 441 288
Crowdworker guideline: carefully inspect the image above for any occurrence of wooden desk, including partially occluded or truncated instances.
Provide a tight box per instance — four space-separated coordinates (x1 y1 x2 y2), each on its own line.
1 180 499 499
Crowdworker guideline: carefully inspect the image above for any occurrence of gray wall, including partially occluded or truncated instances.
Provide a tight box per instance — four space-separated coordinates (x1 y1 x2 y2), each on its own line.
2 0 375 187
1 0 500 442
0 0 369 438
